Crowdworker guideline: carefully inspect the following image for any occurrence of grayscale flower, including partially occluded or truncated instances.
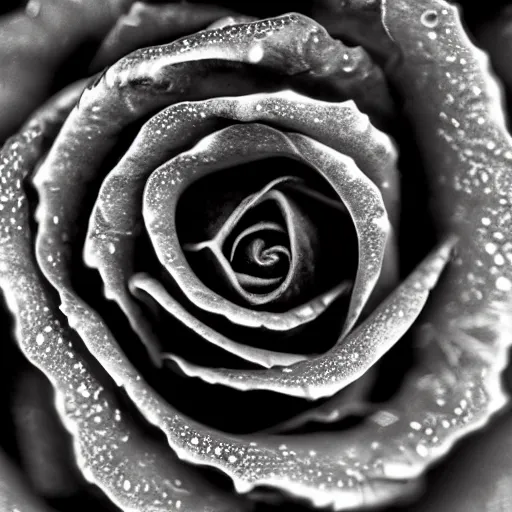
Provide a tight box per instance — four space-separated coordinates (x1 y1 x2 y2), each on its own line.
0 1 511 511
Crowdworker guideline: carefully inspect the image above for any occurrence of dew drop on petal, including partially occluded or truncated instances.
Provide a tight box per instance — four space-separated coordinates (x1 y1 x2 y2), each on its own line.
421 9 439 28
496 276 512 291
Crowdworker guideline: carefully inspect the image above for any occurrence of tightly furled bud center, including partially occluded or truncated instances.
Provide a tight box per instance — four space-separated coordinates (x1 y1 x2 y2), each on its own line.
180 161 357 312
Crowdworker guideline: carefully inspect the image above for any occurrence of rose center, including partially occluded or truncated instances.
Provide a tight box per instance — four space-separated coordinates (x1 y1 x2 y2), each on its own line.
177 159 358 312
229 222 291 292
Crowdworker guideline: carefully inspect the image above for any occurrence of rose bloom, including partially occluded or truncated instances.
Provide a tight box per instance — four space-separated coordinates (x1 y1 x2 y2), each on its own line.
0 0 512 511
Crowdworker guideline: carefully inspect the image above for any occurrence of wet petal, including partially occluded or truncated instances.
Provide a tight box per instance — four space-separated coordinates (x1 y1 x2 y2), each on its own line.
261 369 376 434
91 2 240 69
164 237 455 398
206 15 258 30
383 0 512 422
0 100 248 512
130 273 307 368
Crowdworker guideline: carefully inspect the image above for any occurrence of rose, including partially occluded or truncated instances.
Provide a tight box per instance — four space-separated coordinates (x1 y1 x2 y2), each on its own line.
1 1 512 512
1 1 511 511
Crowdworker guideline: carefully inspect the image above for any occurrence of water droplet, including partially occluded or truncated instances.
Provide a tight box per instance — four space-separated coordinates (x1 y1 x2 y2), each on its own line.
421 10 439 29
416 444 429 457
496 276 512 291
25 0 41 17
485 242 497 255
248 45 264 63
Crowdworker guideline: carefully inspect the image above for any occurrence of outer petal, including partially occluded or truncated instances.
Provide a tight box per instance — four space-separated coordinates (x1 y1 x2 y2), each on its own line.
0 93 248 512
91 2 241 69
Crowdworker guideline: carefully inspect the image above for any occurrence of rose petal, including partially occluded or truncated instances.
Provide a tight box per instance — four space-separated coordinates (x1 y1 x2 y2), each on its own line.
162 237 455 398
229 222 288 261
91 2 241 70
0 96 248 512
144 123 389 333
311 0 398 61
206 15 258 31
130 273 307 368
384 0 512 412
261 368 376 434
404 411 512 512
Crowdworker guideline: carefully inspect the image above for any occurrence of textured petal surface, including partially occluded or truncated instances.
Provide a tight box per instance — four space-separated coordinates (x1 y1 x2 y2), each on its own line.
164 237 454 398
260 368 377 433
0 94 248 512
92 2 239 69
130 274 307 368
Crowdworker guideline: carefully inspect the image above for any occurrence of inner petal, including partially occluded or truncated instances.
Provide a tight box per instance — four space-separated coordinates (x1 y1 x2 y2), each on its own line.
180 167 357 311
231 226 291 290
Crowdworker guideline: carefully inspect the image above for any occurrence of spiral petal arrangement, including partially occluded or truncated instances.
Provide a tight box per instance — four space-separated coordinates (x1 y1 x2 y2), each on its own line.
0 1 511 512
